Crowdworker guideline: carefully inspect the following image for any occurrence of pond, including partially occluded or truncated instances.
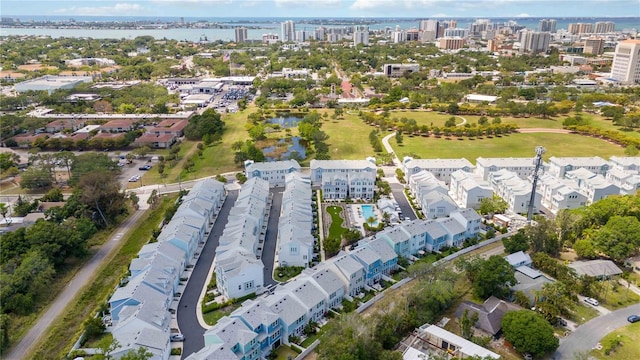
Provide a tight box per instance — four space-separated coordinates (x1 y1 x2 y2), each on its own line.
267 114 304 128
262 136 307 161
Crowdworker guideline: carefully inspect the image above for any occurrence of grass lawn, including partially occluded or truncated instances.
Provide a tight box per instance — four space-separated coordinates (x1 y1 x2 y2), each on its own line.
569 304 600 325
142 139 199 184
322 114 390 161
590 322 640 360
274 266 305 282
28 195 178 359
384 110 565 129
579 113 640 140
390 132 626 163
326 206 348 240
203 306 234 326
599 280 640 310
274 345 300 360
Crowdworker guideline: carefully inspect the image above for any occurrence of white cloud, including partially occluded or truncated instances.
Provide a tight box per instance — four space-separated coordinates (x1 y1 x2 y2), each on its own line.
430 13 448 17
515 13 530 17
54 3 144 16
150 0 233 3
275 0 342 7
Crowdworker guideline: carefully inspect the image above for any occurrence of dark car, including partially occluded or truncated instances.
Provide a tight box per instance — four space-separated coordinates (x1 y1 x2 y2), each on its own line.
138 165 152 171
628 315 640 323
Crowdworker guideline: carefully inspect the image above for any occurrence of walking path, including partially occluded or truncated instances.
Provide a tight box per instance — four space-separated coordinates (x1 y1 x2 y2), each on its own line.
5 209 147 360
517 128 572 134
455 115 467 126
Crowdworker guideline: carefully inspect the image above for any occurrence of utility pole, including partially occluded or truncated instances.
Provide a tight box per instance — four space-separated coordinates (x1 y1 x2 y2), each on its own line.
528 146 545 223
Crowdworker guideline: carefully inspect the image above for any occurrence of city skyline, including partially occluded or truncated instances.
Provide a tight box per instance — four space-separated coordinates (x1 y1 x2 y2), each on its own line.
2 0 639 19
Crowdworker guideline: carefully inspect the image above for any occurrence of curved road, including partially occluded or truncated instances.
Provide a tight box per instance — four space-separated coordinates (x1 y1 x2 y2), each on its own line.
178 190 237 358
554 303 640 360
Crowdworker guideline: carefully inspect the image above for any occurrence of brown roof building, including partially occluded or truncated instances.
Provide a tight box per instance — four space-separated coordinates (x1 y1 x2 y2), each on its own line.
154 119 189 137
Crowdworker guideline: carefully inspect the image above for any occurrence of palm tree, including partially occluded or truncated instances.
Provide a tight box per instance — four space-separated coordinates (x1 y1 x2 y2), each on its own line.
382 212 391 224
366 216 376 228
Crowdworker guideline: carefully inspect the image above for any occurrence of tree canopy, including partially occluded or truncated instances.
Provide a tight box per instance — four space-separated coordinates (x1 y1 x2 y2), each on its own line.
502 310 559 358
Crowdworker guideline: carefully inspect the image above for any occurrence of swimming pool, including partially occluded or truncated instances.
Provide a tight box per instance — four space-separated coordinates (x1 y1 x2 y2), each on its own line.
361 205 378 226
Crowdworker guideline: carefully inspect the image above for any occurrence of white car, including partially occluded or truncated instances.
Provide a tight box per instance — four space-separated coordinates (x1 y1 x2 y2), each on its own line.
584 297 599 306
170 333 185 342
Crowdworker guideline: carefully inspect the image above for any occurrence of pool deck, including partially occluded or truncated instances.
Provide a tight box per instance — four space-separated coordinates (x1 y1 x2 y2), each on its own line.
349 204 380 235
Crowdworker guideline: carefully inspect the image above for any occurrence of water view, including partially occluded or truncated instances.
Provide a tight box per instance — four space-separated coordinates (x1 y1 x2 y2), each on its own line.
261 136 306 161
267 115 303 129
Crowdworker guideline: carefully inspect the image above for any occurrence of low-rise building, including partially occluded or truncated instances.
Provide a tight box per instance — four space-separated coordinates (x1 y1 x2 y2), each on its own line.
548 156 610 179
449 170 494 209
383 63 420 77
245 160 301 188
475 157 538 180
488 169 541 214
277 173 314 268
311 158 377 200
402 157 474 183
134 133 176 149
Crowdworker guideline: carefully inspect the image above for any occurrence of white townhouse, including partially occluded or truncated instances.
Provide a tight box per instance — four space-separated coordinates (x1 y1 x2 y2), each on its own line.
277 173 315 267
423 219 450 252
609 156 640 171
449 170 494 209
475 157 538 180
330 253 366 297
359 237 399 276
215 178 270 299
408 170 458 218
244 159 301 188
265 293 309 340
230 299 283 351
449 208 482 240
488 169 541 214
202 316 261 360
537 173 587 215
283 278 328 323
437 217 467 248
110 300 172 360
311 158 377 200
606 167 640 195
402 157 474 184
306 266 346 309
548 156 610 179
566 168 620 204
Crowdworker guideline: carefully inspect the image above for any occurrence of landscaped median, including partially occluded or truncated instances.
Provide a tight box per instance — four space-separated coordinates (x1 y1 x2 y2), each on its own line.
27 195 178 359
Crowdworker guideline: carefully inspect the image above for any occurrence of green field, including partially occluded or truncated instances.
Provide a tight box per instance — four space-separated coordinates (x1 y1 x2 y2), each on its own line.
327 206 348 240
591 322 640 360
384 110 565 129
322 113 390 161
390 132 626 163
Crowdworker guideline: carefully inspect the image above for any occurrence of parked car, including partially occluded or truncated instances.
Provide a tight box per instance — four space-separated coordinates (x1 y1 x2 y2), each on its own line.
627 314 640 323
170 333 185 342
584 297 599 306
139 165 152 171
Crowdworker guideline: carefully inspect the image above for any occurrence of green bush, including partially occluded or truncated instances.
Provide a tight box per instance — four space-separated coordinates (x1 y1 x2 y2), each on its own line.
171 348 182 355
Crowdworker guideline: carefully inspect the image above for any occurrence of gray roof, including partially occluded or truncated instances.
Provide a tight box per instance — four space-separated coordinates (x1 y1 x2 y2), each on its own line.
364 237 397 263
332 253 365 278
505 251 532 267
568 260 623 277
266 293 307 326
184 343 238 360
350 246 381 266
454 296 521 336
246 159 301 172
208 316 258 347
308 267 345 296
379 226 410 245
451 208 481 222
437 217 466 235
311 159 376 171
423 219 448 239
230 299 279 330
287 278 326 309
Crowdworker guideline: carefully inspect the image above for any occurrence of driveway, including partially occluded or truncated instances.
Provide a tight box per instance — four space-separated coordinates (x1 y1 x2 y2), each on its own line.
554 303 640 359
178 190 238 358
262 189 282 287
390 183 417 221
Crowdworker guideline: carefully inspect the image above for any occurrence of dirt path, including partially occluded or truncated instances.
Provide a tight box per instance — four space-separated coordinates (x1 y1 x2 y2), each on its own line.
517 128 573 134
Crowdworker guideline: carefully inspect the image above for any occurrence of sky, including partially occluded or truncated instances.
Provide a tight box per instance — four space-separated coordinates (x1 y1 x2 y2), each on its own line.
2 0 639 18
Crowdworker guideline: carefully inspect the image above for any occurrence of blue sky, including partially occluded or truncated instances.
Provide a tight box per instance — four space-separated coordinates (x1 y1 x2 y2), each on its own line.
2 0 639 18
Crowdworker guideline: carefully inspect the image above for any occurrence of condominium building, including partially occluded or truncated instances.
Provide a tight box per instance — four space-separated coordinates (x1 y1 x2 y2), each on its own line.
584 37 605 55
611 39 640 84
538 173 587 214
488 169 541 214
383 63 420 77
353 25 369 46
281 20 295 42
594 21 615 34
403 157 474 184
449 170 494 209
444 28 469 38
409 170 457 219
475 157 538 181
235 27 248 43
310 158 377 200
519 31 550 54
277 173 315 268
244 159 301 188
439 37 466 50
538 19 557 33
568 23 593 34
547 156 610 179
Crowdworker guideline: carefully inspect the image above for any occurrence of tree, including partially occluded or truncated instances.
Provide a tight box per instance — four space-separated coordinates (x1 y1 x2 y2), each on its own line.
20 166 53 189
84 316 106 341
502 310 559 358
471 255 516 299
502 230 530 254
395 131 403 145
460 309 479 340
573 239 597 259
534 281 574 323
77 170 127 228
525 218 561 257
41 187 64 202
478 195 508 215
590 215 640 261
147 189 160 209
0 203 8 222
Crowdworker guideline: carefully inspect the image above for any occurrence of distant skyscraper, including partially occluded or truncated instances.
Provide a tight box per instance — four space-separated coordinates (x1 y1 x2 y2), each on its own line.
520 31 550 54
295 30 307 42
353 25 369 46
584 37 605 55
568 23 593 34
594 21 615 33
315 27 326 41
234 27 248 43
281 20 295 42
420 19 441 38
538 19 557 33
611 39 640 84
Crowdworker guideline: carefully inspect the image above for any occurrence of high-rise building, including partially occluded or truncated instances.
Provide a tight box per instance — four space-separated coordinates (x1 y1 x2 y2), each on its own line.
584 37 605 55
520 31 550 54
487 39 500 52
438 37 466 50
568 23 593 34
353 25 369 46
538 19 557 33
281 20 295 42
420 19 441 38
594 21 615 33
262 33 279 45
444 28 469 38
295 30 307 42
315 27 326 41
234 27 248 43
611 39 640 84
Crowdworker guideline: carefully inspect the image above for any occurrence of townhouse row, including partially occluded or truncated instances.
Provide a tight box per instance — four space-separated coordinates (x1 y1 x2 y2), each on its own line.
215 178 270 300
276 173 317 268
186 211 482 359
407 156 640 216
106 179 226 359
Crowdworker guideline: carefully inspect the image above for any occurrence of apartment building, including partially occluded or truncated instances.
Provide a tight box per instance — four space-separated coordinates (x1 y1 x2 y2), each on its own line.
311 159 377 200
383 63 420 77
449 170 494 209
403 157 474 183
277 173 315 268
611 39 640 84
475 157 538 180
547 156 610 179
488 169 541 214
245 159 301 188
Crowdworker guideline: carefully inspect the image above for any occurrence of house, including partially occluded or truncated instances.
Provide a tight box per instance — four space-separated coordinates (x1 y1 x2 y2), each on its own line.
505 251 532 268
230 299 283 350
306 266 346 309
359 237 398 276
283 278 328 323
277 175 315 267
134 133 176 149
511 266 554 305
402 157 474 184
437 217 467 248
245 159 301 188
330 253 366 297
449 208 482 240
418 324 501 359
568 260 623 279
264 293 309 341
609 156 640 171
349 247 383 286
216 250 265 299
538 173 587 215
100 119 135 133
45 118 85 133
203 316 260 360
454 296 522 336
475 157 538 180
605 167 640 195
449 170 494 209
423 220 449 252
548 156 610 179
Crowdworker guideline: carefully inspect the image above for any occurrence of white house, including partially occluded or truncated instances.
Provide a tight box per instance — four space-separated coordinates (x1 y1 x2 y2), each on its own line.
609 156 640 171
475 157 538 180
538 173 587 215
505 251 533 268
330 253 366 297
548 156 610 179
311 158 377 200
449 208 482 240
245 159 301 188
449 170 494 209
402 157 474 184
488 169 541 214
277 174 315 267
605 167 640 195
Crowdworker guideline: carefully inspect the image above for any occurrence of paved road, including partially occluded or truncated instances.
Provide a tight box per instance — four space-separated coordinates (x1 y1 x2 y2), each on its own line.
178 190 238 358
5 209 147 360
262 189 283 287
554 303 640 360
390 183 417 221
